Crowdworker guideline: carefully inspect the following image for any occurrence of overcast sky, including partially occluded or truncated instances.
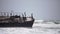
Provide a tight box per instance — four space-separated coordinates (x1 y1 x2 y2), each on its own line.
0 0 60 20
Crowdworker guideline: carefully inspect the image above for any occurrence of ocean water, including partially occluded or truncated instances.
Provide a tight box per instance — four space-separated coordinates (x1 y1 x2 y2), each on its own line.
0 21 60 34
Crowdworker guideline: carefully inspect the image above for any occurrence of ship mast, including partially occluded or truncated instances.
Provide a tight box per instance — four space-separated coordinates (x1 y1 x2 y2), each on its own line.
22 12 26 22
31 13 33 18
10 10 13 16
24 12 26 17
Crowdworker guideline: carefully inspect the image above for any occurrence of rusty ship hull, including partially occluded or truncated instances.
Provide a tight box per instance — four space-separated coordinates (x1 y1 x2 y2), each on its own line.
0 16 34 27
0 20 34 27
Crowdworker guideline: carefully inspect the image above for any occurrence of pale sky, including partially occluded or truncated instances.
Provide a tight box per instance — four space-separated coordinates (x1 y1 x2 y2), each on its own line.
0 0 60 20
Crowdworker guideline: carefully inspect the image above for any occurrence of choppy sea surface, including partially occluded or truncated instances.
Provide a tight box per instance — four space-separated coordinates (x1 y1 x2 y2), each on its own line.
0 20 60 34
